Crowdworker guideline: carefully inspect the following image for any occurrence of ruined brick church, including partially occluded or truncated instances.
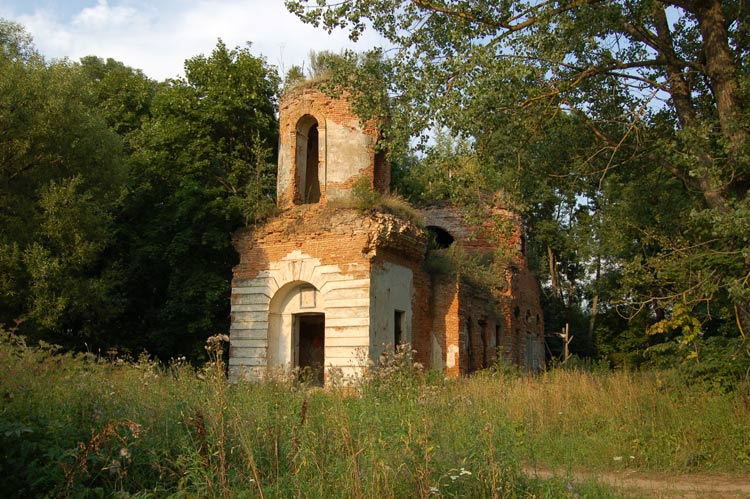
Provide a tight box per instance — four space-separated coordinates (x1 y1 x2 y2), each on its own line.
228 82 544 383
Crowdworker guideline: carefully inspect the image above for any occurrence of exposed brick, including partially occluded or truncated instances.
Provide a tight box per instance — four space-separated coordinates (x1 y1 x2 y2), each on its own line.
229 84 544 383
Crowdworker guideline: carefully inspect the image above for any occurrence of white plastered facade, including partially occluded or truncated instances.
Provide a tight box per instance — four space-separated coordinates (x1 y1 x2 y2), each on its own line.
369 262 413 359
229 249 376 382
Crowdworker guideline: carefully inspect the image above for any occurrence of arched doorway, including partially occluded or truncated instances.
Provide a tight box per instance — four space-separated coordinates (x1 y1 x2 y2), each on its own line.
268 281 326 384
295 115 321 204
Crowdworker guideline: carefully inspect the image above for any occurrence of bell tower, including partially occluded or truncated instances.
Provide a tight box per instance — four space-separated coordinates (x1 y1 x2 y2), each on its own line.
275 82 389 210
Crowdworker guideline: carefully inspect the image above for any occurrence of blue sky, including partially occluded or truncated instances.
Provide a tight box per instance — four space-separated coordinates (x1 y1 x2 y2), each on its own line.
0 0 382 80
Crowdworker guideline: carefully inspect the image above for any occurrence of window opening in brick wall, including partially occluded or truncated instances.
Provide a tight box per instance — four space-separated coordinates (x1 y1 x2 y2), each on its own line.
295 115 321 204
479 319 488 368
304 124 320 203
394 309 404 348
495 323 503 361
374 149 387 192
525 332 533 371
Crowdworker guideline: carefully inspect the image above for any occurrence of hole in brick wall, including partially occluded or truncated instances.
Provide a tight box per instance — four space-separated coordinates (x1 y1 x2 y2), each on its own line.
426 226 454 249
304 124 320 203
479 319 488 368
374 149 387 192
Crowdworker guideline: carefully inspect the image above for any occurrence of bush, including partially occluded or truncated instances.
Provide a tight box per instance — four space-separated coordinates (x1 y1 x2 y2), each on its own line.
350 177 423 225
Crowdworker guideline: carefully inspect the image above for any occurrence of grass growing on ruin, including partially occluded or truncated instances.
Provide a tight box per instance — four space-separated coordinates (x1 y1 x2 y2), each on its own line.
2 329 748 498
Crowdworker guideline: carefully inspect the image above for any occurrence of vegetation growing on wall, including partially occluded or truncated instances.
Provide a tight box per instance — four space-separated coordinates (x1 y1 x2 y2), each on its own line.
286 0 750 374
2 0 750 384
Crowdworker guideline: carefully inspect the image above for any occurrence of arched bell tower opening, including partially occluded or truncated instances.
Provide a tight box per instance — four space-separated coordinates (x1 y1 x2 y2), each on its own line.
295 115 321 204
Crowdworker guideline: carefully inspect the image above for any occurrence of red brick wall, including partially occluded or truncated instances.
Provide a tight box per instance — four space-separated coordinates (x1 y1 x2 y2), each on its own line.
431 276 461 376
421 204 545 372
232 206 382 288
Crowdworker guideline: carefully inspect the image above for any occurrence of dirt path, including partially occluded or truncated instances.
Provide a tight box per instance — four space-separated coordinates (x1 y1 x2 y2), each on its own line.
524 466 750 498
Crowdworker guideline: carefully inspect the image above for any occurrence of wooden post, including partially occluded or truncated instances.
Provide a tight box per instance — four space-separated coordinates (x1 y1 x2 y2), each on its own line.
557 323 573 363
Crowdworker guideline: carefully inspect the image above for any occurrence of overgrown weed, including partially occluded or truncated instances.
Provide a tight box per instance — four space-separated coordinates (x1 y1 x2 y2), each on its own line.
1 325 747 498
343 176 424 225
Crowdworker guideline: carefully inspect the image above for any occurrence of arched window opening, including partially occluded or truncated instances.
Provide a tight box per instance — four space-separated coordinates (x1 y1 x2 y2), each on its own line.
426 226 455 249
295 115 321 204
305 124 320 203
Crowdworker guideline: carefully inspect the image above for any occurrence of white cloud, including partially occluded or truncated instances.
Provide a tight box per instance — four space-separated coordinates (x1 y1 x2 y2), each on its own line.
72 0 143 30
4 0 385 81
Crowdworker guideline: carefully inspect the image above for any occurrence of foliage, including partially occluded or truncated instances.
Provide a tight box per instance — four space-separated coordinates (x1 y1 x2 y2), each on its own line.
1 331 748 498
425 245 511 292
0 21 127 343
0 24 280 359
78 55 161 145
107 40 279 359
348 176 424 224
286 0 750 369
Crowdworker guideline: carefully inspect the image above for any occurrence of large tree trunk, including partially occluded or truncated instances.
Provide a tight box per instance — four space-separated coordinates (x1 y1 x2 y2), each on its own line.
693 0 747 162
652 4 732 212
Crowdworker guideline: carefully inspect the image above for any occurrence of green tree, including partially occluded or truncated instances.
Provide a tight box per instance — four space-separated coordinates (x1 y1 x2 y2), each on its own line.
78 55 160 144
113 40 279 358
0 20 126 342
287 0 750 361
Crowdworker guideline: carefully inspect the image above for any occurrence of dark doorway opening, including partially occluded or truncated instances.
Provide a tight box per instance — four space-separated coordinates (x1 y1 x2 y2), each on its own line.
304 124 320 203
296 313 325 385
479 319 488 368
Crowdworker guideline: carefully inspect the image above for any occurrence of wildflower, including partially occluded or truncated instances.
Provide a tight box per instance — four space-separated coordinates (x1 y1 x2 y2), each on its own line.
120 447 131 459
105 459 121 475
205 334 230 354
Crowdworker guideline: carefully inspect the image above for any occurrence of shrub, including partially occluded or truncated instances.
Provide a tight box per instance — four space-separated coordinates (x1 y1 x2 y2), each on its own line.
350 176 424 225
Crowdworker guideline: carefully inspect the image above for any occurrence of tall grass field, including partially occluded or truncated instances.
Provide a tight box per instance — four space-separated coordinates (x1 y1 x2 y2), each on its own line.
1 329 748 498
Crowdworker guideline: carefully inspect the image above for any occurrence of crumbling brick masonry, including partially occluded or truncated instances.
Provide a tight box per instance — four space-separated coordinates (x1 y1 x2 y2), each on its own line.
229 83 544 383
